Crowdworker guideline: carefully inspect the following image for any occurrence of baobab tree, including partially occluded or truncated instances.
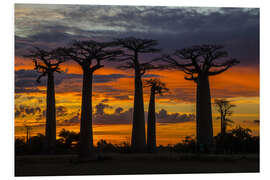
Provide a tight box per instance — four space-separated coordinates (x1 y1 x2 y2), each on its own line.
214 99 235 138
59 40 121 158
144 79 169 152
25 47 65 154
112 37 161 152
159 45 239 150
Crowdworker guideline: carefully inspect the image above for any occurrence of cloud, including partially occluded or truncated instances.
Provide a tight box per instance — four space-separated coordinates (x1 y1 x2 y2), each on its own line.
156 109 195 123
91 105 194 125
253 120 259 124
15 69 134 94
115 107 124 114
93 74 130 83
63 112 80 124
15 105 42 118
15 87 44 93
93 107 133 124
56 106 68 117
15 5 259 66
95 102 112 115
114 95 130 100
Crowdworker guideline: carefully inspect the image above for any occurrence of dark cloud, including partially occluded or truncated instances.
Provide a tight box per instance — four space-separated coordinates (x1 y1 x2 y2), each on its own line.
101 99 109 103
115 107 124 114
253 120 260 124
95 102 112 115
156 109 195 123
15 105 42 118
58 105 194 125
56 106 68 117
93 108 133 124
15 87 44 93
15 69 133 94
93 74 130 83
114 95 130 100
92 106 194 125
63 112 80 124
15 5 259 66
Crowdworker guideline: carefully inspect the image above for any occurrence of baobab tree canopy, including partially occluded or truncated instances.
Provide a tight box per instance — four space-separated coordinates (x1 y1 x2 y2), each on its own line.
59 40 122 71
144 78 169 95
160 45 240 82
25 47 64 82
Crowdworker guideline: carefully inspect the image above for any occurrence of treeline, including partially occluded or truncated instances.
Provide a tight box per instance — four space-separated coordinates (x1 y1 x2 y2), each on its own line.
15 126 259 155
21 37 241 158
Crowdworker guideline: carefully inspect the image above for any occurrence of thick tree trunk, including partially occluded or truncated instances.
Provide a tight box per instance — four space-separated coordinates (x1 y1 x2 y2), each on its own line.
79 69 93 158
196 74 213 151
147 90 156 152
131 71 146 152
45 72 56 154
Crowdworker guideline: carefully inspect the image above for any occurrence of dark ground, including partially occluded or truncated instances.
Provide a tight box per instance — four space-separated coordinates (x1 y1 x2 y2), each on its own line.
15 153 259 176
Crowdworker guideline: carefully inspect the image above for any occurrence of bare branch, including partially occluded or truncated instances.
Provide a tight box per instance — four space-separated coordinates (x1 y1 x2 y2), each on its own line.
208 59 239 76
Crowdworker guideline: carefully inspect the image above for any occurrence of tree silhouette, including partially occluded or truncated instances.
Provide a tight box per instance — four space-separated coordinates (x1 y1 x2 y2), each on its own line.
112 37 161 152
58 40 121 158
214 99 236 138
159 45 239 149
23 121 32 144
144 79 169 152
25 47 65 154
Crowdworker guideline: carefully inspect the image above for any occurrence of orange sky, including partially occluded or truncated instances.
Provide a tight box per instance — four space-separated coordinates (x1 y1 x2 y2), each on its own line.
14 56 260 145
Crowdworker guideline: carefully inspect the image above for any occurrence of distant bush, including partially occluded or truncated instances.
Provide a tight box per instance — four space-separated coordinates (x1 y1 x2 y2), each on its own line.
15 137 26 154
15 126 259 155
214 126 259 154
56 129 80 153
173 136 196 153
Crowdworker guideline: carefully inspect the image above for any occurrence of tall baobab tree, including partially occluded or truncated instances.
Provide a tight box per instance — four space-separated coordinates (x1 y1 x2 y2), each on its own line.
144 79 169 152
159 45 239 149
59 40 121 158
25 47 65 154
214 99 235 138
112 37 161 152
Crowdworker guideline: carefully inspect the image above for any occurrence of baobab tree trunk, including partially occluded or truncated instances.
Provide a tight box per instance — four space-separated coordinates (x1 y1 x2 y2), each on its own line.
45 72 56 154
79 69 94 158
131 71 146 152
147 90 156 152
196 74 213 151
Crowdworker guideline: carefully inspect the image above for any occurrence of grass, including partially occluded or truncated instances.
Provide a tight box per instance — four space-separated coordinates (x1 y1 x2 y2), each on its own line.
15 153 259 176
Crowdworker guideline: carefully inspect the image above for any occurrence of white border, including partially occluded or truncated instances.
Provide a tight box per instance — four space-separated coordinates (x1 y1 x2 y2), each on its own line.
2 0 269 180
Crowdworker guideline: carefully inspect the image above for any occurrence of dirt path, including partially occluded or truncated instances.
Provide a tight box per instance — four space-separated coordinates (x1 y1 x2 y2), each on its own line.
15 153 259 176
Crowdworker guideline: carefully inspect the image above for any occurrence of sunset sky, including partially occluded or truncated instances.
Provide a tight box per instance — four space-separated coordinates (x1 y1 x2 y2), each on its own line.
14 4 259 145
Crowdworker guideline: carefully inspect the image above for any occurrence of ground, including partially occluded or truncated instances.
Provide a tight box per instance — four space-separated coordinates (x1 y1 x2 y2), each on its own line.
15 153 259 176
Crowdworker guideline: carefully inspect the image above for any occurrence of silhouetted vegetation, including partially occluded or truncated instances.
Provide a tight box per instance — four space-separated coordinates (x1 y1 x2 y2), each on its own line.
215 126 259 154
214 99 236 142
15 126 259 156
